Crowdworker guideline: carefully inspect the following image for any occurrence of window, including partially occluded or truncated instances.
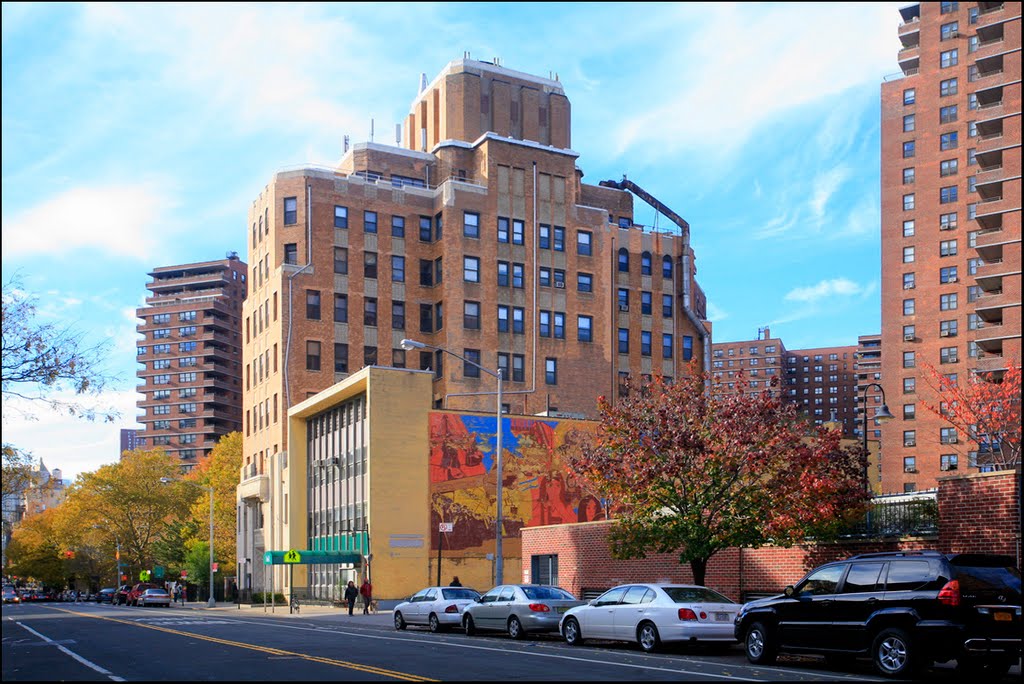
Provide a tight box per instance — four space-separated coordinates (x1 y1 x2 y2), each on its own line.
903 246 915 263
364 251 378 279
363 210 377 234
904 403 916 420
392 301 405 329
941 454 958 472
940 186 958 204
331 205 348 229
903 273 915 290
512 354 525 382
539 224 550 249
419 216 432 242
464 301 480 330
363 346 377 366
334 247 348 274
940 346 959 364
391 215 405 237
903 88 915 105
617 288 629 309
940 78 957 96
940 293 958 311
904 430 917 447
940 1 958 14
577 230 592 256
497 305 509 333
306 341 321 371
903 351 916 368
392 348 405 368
463 212 479 238
641 331 652 356
968 93 978 110
420 304 434 333
178 310 196 322
496 261 509 287
903 114 915 132
618 328 629 354
391 255 405 282
968 6 978 23
512 263 524 289
941 21 959 40
464 256 480 283
903 193 915 210
463 349 481 378
662 255 673 279
940 319 958 337
903 168 915 184
939 267 958 284
578 272 593 293
553 312 565 339
284 197 297 225
641 252 652 275
939 105 958 124
967 149 976 166
641 291 652 315
940 131 958 150
305 290 320 320
284 243 298 266
512 307 525 334
617 248 629 272
512 219 524 245
153 359 171 370
903 299 914 317
941 427 958 444
940 159 959 178
578 315 592 342
539 310 551 337
497 353 510 379
434 212 443 241
968 313 981 330
663 333 673 359
434 302 443 330
968 175 976 193
940 239 957 257
940 49 958 68
539 267 551 288
553 226 565 252
497 217 509 243
903 220 915 237
939 212 957 231
903 141 915 158
361 297 377 327
553 269 565 288
663 294 673 317
545 358 557 385
903 377 916 394
904 457 917 473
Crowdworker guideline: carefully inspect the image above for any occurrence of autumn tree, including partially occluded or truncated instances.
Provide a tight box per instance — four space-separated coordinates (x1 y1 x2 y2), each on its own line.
566 370 868 586
5 507 67 588
921 362 1021 471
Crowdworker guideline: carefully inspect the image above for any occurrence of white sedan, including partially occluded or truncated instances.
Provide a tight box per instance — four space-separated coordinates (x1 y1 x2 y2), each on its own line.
559 584 740 653
393 586 481 632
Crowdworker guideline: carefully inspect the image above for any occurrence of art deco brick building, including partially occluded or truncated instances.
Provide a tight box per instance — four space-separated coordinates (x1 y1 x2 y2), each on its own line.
236 58 711 592
136 255 247 470
880 2 1021 492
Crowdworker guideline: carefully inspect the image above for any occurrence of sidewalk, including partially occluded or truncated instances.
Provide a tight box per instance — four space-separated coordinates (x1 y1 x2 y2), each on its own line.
175 600 394 623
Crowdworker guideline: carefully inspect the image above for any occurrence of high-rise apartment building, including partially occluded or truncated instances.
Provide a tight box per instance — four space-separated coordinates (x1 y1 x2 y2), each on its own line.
237 58 711 592
136 255 248 470
881 2 1021 492
854 333 886 493
711 328 860 438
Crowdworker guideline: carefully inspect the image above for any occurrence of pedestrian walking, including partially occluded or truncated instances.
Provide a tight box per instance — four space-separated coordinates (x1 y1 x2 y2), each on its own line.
449 576 462 587
344 580 358 616
359 578 373 614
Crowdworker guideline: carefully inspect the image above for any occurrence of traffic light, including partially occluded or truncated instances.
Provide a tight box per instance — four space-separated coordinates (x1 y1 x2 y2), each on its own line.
121 574 128 582
63 550 75 559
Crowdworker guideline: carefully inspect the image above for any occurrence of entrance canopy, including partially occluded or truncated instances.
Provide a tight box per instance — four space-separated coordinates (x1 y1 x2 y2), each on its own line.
263 550 363 565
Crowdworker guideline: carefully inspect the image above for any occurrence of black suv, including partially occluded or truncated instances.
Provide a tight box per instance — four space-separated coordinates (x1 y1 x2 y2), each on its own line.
734 551 1021 678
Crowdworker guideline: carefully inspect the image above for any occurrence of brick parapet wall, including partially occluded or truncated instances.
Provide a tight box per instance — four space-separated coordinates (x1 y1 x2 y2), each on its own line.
522 470 1020 602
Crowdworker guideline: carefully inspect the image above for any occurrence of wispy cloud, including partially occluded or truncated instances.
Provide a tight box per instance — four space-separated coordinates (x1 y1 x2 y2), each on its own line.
705 300 729 322
785 277 864 303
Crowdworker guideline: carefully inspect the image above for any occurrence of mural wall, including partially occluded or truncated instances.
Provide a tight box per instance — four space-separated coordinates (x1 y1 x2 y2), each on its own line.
428 412 603 555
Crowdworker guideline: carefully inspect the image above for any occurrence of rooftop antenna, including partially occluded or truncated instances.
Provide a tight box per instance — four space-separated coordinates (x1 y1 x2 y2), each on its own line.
395 123 401 145
758 326 769 340
419 73 427 93
370 118 374 143
343 135 350 154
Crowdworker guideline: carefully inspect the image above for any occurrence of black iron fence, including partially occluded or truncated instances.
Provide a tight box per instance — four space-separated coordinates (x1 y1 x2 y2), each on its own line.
839 490 939 539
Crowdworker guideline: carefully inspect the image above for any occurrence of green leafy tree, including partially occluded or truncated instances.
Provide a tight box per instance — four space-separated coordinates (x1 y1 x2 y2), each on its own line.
183 542 212 593
5 508 66 587
566 370 868 586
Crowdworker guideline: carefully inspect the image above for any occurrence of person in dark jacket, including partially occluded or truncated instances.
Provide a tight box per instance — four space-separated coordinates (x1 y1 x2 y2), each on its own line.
344 580 358 616
449 576 462 587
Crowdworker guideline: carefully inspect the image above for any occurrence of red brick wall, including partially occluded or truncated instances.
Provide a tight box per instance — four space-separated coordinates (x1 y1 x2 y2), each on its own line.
522 470 1020 601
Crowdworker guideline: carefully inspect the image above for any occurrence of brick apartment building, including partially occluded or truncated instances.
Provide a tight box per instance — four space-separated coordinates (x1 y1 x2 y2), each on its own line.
711 328 860 439
880 1 1021 492
237 57 711 591
136 255 248 470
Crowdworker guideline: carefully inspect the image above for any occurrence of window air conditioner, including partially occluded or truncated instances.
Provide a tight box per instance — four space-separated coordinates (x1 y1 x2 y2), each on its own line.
618 304 629 312
904 334 916 341
940 330 950 337
950 437 958 444
906 440 916 447
554 281 565 289
949 276 957 283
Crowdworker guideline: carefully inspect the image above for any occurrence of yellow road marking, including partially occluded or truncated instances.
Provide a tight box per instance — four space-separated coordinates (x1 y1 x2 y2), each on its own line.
51 608 437 682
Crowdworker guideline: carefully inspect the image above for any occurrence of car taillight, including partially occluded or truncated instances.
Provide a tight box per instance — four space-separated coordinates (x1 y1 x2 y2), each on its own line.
699 611 708 620
678 608 698 621
528 603 551 612
938 580 960 607
445 604 459 614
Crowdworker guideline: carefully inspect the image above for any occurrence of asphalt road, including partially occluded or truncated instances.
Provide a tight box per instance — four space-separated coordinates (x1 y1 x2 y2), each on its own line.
2 601 1020 681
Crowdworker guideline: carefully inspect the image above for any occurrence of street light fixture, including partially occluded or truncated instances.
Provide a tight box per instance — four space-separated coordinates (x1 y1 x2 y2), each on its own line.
401 338 505 584
860 383 895 494
161 477 216 607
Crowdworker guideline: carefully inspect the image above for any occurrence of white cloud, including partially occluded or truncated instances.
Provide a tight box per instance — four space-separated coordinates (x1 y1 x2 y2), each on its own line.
705 300 729 322
810 166 851 220
1 183 178 260
784 278 863 303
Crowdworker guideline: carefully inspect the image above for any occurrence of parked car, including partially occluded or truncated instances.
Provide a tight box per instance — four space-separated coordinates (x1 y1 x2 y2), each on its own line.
126 583 160 606
113 585 132 605
735 550 1022 678
2 587 20 604
462 584 586 639
560 584 740 653
137 588 171 607
394 586 481 632
95 588 117 604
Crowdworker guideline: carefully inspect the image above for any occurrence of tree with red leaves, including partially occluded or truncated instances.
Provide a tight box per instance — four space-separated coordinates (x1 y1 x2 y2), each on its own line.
921 362 1021 471
565 369 868 586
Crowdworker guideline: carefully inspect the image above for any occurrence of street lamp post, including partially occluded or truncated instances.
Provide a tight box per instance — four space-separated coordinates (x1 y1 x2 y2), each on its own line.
860 382 895 494
401 338 505 585
161 477 216 607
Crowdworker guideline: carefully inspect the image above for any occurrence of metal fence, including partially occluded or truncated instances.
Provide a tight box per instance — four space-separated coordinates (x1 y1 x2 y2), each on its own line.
839 489 939 539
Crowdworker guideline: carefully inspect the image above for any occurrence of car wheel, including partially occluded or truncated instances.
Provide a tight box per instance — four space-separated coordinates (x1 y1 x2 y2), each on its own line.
393 611 406 630
872 627 919 678
956 654 1012 677
637 621 661 653
744 621 777 665
563 617 584 646
428 613 443 633
463 614 477 636
508 615 526 640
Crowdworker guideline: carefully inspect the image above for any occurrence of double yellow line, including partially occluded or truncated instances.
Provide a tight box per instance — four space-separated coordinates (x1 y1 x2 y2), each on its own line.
56 608 436 682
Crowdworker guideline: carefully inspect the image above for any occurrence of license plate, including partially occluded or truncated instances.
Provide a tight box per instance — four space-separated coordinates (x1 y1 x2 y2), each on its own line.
993 612 1011 622
557 606 569 613
715 612 729 622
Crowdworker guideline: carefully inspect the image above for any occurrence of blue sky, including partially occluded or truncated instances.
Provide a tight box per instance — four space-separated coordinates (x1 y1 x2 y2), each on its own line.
1 2 903 480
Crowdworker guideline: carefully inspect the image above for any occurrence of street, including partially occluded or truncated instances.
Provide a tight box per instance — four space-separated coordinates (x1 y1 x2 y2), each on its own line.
2 601 1019 681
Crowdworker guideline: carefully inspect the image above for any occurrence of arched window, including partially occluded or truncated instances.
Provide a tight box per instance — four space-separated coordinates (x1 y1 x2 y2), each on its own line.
618 248 629 272
662 255 673 279
641 251 652 276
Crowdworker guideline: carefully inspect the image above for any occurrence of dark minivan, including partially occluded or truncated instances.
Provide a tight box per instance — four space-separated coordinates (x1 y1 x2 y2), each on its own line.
735 550 1021 678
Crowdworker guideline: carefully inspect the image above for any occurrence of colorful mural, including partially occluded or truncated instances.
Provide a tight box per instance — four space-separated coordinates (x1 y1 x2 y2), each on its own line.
428 412 603 553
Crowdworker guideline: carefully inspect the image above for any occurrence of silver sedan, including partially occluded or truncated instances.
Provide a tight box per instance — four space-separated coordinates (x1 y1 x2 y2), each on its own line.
463 584 586 639
393 586 481 632
559 584 740 653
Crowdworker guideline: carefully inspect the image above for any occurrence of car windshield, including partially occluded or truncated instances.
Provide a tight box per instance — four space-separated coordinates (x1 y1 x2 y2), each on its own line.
442 588 480 600
521 586 575 601
663 587 735 604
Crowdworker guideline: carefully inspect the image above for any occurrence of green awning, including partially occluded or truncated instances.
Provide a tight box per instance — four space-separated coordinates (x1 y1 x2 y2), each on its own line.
262 550 363 565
